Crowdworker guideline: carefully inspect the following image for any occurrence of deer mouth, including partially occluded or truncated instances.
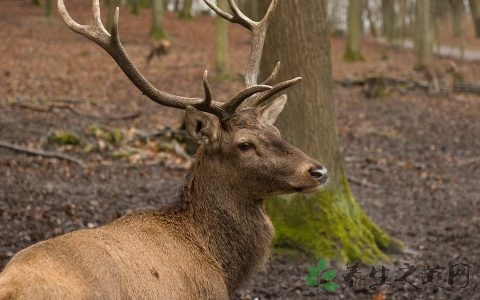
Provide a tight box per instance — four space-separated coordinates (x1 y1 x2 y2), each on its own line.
294 183 327 194
293 174 329 193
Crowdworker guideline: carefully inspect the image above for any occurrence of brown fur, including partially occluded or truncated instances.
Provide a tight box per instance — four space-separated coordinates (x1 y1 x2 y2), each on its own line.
0 108 326 299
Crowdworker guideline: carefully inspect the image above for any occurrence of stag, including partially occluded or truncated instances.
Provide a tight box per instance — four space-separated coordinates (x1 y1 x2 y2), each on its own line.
0 0 328 298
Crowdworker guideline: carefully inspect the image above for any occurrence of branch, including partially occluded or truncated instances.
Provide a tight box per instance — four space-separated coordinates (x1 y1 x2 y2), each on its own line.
0 141 85 167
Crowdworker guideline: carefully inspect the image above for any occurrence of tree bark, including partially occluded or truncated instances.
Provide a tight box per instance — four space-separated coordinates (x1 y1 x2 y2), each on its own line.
382 0 396 43
178 0 193 19
130 0 140 15
469 0 480 38
399 0 407 43
259 0 397 262
45 0 53 17
214 0 230 79
449 0 464 37
344 0 364 61
151 0 168 40
106 0 121 33
415 0 433 69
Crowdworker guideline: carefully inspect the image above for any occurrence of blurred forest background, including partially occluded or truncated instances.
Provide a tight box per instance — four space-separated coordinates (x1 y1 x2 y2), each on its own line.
0 0 479 299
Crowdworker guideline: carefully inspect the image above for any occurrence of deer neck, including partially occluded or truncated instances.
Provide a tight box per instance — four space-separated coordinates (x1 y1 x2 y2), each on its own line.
180 153 274 292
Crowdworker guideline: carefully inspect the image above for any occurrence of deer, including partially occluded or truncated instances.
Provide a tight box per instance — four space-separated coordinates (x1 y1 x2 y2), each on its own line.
0 0 328 299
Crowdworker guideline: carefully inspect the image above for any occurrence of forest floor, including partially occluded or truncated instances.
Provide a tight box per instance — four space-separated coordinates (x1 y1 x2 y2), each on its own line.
0 1 479 299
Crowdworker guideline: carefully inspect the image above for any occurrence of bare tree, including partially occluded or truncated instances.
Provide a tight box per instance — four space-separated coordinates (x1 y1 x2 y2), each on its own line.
214 0 230 78
178 0 193 19
344 0 364 61
129 0 140 15
382 0 395 43
150 0 168 40
415 0 433 69
449 0 464 37
469 0 480 38
45 0 53 16
259 0 396 262
107 0 121 33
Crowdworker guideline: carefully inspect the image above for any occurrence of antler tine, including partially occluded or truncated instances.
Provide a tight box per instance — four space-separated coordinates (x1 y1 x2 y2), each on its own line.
261 62 281 86
251 77 302 107
204 0 255 30
58 0 230 119
202 70 213 107
222 85 272 114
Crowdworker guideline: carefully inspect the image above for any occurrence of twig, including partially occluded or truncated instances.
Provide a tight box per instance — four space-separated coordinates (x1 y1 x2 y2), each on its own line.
0 140 85 167
9 102 141 120
348 176 382 189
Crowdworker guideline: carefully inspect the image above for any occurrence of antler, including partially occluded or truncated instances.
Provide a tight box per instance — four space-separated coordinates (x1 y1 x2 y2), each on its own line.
204 0 302 108
58 0 273 119
58 0 297 118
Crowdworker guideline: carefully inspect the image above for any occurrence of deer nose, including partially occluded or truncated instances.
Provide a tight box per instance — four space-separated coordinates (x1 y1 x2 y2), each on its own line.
309 167 328 184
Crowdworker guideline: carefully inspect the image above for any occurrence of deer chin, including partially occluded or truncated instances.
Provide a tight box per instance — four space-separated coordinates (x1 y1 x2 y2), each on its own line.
293 182 327 194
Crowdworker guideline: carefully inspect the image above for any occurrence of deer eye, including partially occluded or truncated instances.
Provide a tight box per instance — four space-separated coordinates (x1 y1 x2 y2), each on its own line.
238 142 253 151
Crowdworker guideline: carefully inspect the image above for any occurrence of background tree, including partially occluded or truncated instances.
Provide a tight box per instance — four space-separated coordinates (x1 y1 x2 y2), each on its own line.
259 0 397 262
150 0 168 40
214 0 230 79
414 0 433 69
468 0 480 37
32 0 41 6
106 0 121 33
45 0 53 17
129 0 140 15
382 0 396 43
449 0 464 38
344 0 364 61
178 0 193 19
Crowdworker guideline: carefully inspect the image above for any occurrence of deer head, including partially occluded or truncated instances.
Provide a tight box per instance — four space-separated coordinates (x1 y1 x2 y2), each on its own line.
57 0 328 198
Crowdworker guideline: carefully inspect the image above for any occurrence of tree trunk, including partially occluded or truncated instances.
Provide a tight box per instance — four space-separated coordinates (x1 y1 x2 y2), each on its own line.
399 0 407 43
130 0 140 15
32 0 41 6
449 0 463 37
178 0 193 19
214 0 230 79
344 0 364 61
45 0 53 17
382 0 396 43
151 0 168 40
259 0 397 263
469 0 480 38
415 0 433 69
107 0 121 33
365 0 378 37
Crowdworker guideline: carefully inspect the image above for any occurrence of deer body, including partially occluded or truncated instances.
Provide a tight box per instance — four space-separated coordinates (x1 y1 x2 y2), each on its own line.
0 1 328 298
0 154 272 299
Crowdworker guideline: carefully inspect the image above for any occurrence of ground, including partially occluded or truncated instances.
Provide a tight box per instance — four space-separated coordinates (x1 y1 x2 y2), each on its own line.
0 1 479 299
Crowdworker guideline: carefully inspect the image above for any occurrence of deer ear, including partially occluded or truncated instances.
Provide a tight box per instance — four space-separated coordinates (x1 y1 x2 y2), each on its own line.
259 95 287 125
185 106 218 144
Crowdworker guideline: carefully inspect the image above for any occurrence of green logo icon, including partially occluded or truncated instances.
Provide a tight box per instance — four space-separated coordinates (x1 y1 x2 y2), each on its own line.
305 258 339 292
